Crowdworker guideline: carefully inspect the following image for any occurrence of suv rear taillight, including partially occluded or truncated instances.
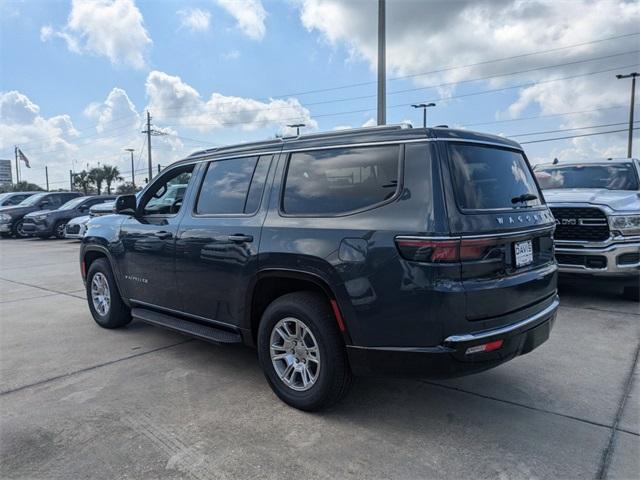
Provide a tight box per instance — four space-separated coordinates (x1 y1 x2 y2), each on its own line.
395 236 499 263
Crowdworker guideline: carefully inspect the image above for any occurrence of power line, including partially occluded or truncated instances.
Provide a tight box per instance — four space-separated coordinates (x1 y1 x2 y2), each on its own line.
509 121 638 138
461 105 631 127
520 127 639 144
277 32 640 97
9 32 639 151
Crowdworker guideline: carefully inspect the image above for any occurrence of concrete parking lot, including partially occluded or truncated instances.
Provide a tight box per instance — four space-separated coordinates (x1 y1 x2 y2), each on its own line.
0 238 638 479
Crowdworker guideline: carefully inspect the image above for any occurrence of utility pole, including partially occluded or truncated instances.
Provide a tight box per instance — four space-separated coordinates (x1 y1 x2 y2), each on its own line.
377 0 386 126
141 111 167 183
125 148 136 188
157 164 161 174
14 146 20 184
70 170 74 191
45 166 49 191
411 103 436 128
616 72 638 158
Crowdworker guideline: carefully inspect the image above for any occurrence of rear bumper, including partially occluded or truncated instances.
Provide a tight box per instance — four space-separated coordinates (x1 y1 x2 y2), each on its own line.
555 238 640 278
347 296 558 378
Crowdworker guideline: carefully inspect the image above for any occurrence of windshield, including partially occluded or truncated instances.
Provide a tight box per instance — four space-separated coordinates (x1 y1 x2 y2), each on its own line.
448 144 541 210
535 163 639 190
59 197 86 210
18 193 47 206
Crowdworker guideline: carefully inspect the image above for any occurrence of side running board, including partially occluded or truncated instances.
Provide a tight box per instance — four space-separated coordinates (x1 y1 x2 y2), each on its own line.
131 308 242 344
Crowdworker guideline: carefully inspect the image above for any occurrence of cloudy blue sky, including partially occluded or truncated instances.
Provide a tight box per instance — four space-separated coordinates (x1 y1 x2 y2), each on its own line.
0 0 638 189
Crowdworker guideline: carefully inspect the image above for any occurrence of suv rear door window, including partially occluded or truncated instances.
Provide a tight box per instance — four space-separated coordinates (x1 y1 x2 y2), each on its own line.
282 145 400 215
196 155 270 215
448 144 541 210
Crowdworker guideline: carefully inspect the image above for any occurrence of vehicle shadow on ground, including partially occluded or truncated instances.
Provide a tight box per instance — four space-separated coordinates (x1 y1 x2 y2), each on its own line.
557 276 639 314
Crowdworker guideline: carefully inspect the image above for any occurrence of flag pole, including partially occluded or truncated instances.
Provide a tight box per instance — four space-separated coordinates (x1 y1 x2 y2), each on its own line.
14 146 20 184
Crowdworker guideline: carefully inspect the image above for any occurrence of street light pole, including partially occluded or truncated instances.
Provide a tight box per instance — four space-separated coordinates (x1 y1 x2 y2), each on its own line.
411 103 436 128
125 148 135 188
377 0 386 126
616 72 638 158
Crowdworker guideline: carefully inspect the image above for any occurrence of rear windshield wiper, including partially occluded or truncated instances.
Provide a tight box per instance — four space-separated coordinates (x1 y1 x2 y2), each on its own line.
511 193 538 204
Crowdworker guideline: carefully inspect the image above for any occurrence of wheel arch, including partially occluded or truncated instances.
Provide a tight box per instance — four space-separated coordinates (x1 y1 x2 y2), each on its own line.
82 246 129 306
246 269 352 347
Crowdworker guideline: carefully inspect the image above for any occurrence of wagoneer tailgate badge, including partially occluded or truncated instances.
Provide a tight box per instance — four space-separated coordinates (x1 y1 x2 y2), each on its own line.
496 211 553 225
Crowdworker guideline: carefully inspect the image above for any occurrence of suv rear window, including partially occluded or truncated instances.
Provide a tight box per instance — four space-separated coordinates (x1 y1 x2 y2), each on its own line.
448 144 541 210
282 145 400 215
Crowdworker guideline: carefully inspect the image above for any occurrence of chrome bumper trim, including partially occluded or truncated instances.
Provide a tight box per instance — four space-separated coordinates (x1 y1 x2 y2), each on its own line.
444 297 559 344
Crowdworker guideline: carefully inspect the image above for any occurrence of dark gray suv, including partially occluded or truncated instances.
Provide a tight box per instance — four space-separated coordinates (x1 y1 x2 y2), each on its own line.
80 125 559 410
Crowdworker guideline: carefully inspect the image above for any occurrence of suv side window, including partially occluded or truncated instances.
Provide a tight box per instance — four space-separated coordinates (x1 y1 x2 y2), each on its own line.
195 155 271 215
282 145 401 215
141 164 194 216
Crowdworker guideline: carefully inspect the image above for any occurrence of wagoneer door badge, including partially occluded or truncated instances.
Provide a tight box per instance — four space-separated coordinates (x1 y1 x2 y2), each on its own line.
125 275 148 284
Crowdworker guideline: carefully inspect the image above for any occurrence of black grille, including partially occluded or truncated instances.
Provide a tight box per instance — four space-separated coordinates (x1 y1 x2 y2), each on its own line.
550 207 610 241
555 253 607 268
66 224 81 234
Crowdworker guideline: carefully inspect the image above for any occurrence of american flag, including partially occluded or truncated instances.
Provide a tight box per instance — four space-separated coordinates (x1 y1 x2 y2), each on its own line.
17 148 31 168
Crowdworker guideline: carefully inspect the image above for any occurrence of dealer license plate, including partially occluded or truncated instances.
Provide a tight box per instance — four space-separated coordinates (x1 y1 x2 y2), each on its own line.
514 239 534 268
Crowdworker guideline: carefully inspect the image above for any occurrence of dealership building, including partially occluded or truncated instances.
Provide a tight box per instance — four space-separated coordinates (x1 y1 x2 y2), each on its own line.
0 159 12 186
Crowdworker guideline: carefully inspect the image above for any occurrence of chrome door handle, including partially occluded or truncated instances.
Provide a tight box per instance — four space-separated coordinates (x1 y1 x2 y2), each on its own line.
154 231 173 240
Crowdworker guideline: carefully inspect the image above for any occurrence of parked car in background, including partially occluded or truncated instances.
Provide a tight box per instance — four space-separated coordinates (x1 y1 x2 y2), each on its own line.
535 158 640 300
0 191 82 238
22 195 116 239
0 191 39 207
89 200 115 216
81 125 558 411
65 215 91 239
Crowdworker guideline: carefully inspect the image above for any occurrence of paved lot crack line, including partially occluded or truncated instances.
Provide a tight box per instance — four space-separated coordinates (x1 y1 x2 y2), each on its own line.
0 292 61 304
419 379 639 436
0 339 193 396
559 304 640 317
596 340 640 480
0 276 85 300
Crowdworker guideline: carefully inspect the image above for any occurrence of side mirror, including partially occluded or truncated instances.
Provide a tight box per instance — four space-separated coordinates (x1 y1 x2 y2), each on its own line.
39 201 50 209
78 205 89 212
115 195 137 215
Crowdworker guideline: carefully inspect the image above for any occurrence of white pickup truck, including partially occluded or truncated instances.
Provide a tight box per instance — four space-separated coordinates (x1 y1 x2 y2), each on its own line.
535 158 640 301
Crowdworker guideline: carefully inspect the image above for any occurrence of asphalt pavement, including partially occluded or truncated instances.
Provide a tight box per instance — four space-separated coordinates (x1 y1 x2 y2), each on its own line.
0 238 638 479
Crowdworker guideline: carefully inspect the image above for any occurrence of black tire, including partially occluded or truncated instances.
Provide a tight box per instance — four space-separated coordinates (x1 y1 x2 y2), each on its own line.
86 258 132 329
257 291 353 411
53 221 66 239
622 285 639 302
12 220 29 239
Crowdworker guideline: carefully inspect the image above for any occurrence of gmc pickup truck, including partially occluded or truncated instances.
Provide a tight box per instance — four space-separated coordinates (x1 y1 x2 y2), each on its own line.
535 158 640 301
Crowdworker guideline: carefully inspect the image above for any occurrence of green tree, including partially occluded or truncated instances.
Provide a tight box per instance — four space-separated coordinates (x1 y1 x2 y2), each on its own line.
0 181 44 193
101 165 123 195
89 167 105 195
116 182 140 194
72 170 93 195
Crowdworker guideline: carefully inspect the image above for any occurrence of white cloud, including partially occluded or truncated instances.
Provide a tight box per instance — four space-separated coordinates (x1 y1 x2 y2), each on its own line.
145 70 317 131
40 0 152 69
216 0 266 40
0 91 79 186
84 87 140 133
297 0 640 158
178 8 211 32
222 50 241 60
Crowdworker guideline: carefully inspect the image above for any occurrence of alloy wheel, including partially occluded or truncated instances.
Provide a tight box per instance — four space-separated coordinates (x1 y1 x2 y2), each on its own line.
91 272 111 316
270 317 321 391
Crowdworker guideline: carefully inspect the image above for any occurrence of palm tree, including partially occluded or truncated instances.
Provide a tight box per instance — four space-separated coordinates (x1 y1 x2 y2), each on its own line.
101 165 123 195
89 167 105 195
73 170 92 195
